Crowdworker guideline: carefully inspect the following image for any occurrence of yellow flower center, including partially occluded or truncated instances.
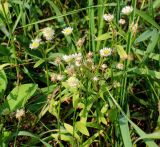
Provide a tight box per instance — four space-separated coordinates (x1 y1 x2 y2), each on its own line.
32 42 39 48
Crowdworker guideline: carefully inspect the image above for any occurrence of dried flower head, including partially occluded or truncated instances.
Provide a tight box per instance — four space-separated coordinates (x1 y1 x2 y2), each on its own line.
130 23 138 36
65 66 75 76
51 73 57 82
119 19 126 25
62 27 73 35
57 74 64 81
76 38 85 47
29 38 41 49
116 63 124 70
86 51 93 58
121 6 133 15
42 27 55 41
54 57 62 65
101 64 107 70
103 14 114 22
100 47 112 57
127 53 134 61
15 109 25 120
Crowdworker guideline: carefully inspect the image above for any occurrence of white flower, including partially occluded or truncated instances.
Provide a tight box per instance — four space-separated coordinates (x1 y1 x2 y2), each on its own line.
75 61 81 67
42 27 55 41
130 23 138 35
121 6 133 15
72 53 82 61
57 74 64 81
119 19 126 25
16 109 25 120
76 38 85 47
93 76 99 81
67 76 79 88
63 55 74 62
101 64 107 70
29 38 41 49
100 47 112 57
62 27 73 35
63 53 82 63
103 14 114 22
116 63 124 70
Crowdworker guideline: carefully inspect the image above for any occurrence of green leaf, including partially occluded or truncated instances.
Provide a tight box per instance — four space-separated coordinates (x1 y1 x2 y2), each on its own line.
0 63 10 70
75 121 89 136
108 108 117 122
64 123 80 140
153 0 160 9
142 29 159 62
135 9 160 30
128 67 160 79
134 132 160 145
132 47 160 61
0 70 7 98
18 131 52 147
115 45 128 60
82 130 103 147
135 30 152 43
0 83 38 115
34 59 45 68
72 93 79 109
119 117 132 147
95 33 112 41
51 133 74 143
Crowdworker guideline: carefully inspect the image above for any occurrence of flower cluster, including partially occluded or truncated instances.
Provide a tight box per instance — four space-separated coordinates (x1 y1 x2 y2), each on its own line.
29 26 73 49
63 53 82 63
103 5 133 26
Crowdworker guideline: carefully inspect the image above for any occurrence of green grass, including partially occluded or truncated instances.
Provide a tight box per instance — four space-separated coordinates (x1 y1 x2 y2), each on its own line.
0 0 160 146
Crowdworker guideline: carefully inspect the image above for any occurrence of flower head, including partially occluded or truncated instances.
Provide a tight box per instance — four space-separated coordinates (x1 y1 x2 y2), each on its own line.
57 74 64 81
63 53 82 63
103 14 114 22
119 19 126 25
62 27 73 35
15 109 25 120
63 55 74 62
121 6 133 15
51 73 57 82
29 38 41 49
67 76 79 88
130 23 138 36
93 76 99 81
101 64 107 70
116 63 124 70
42 27 55 41
100 47 112 57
